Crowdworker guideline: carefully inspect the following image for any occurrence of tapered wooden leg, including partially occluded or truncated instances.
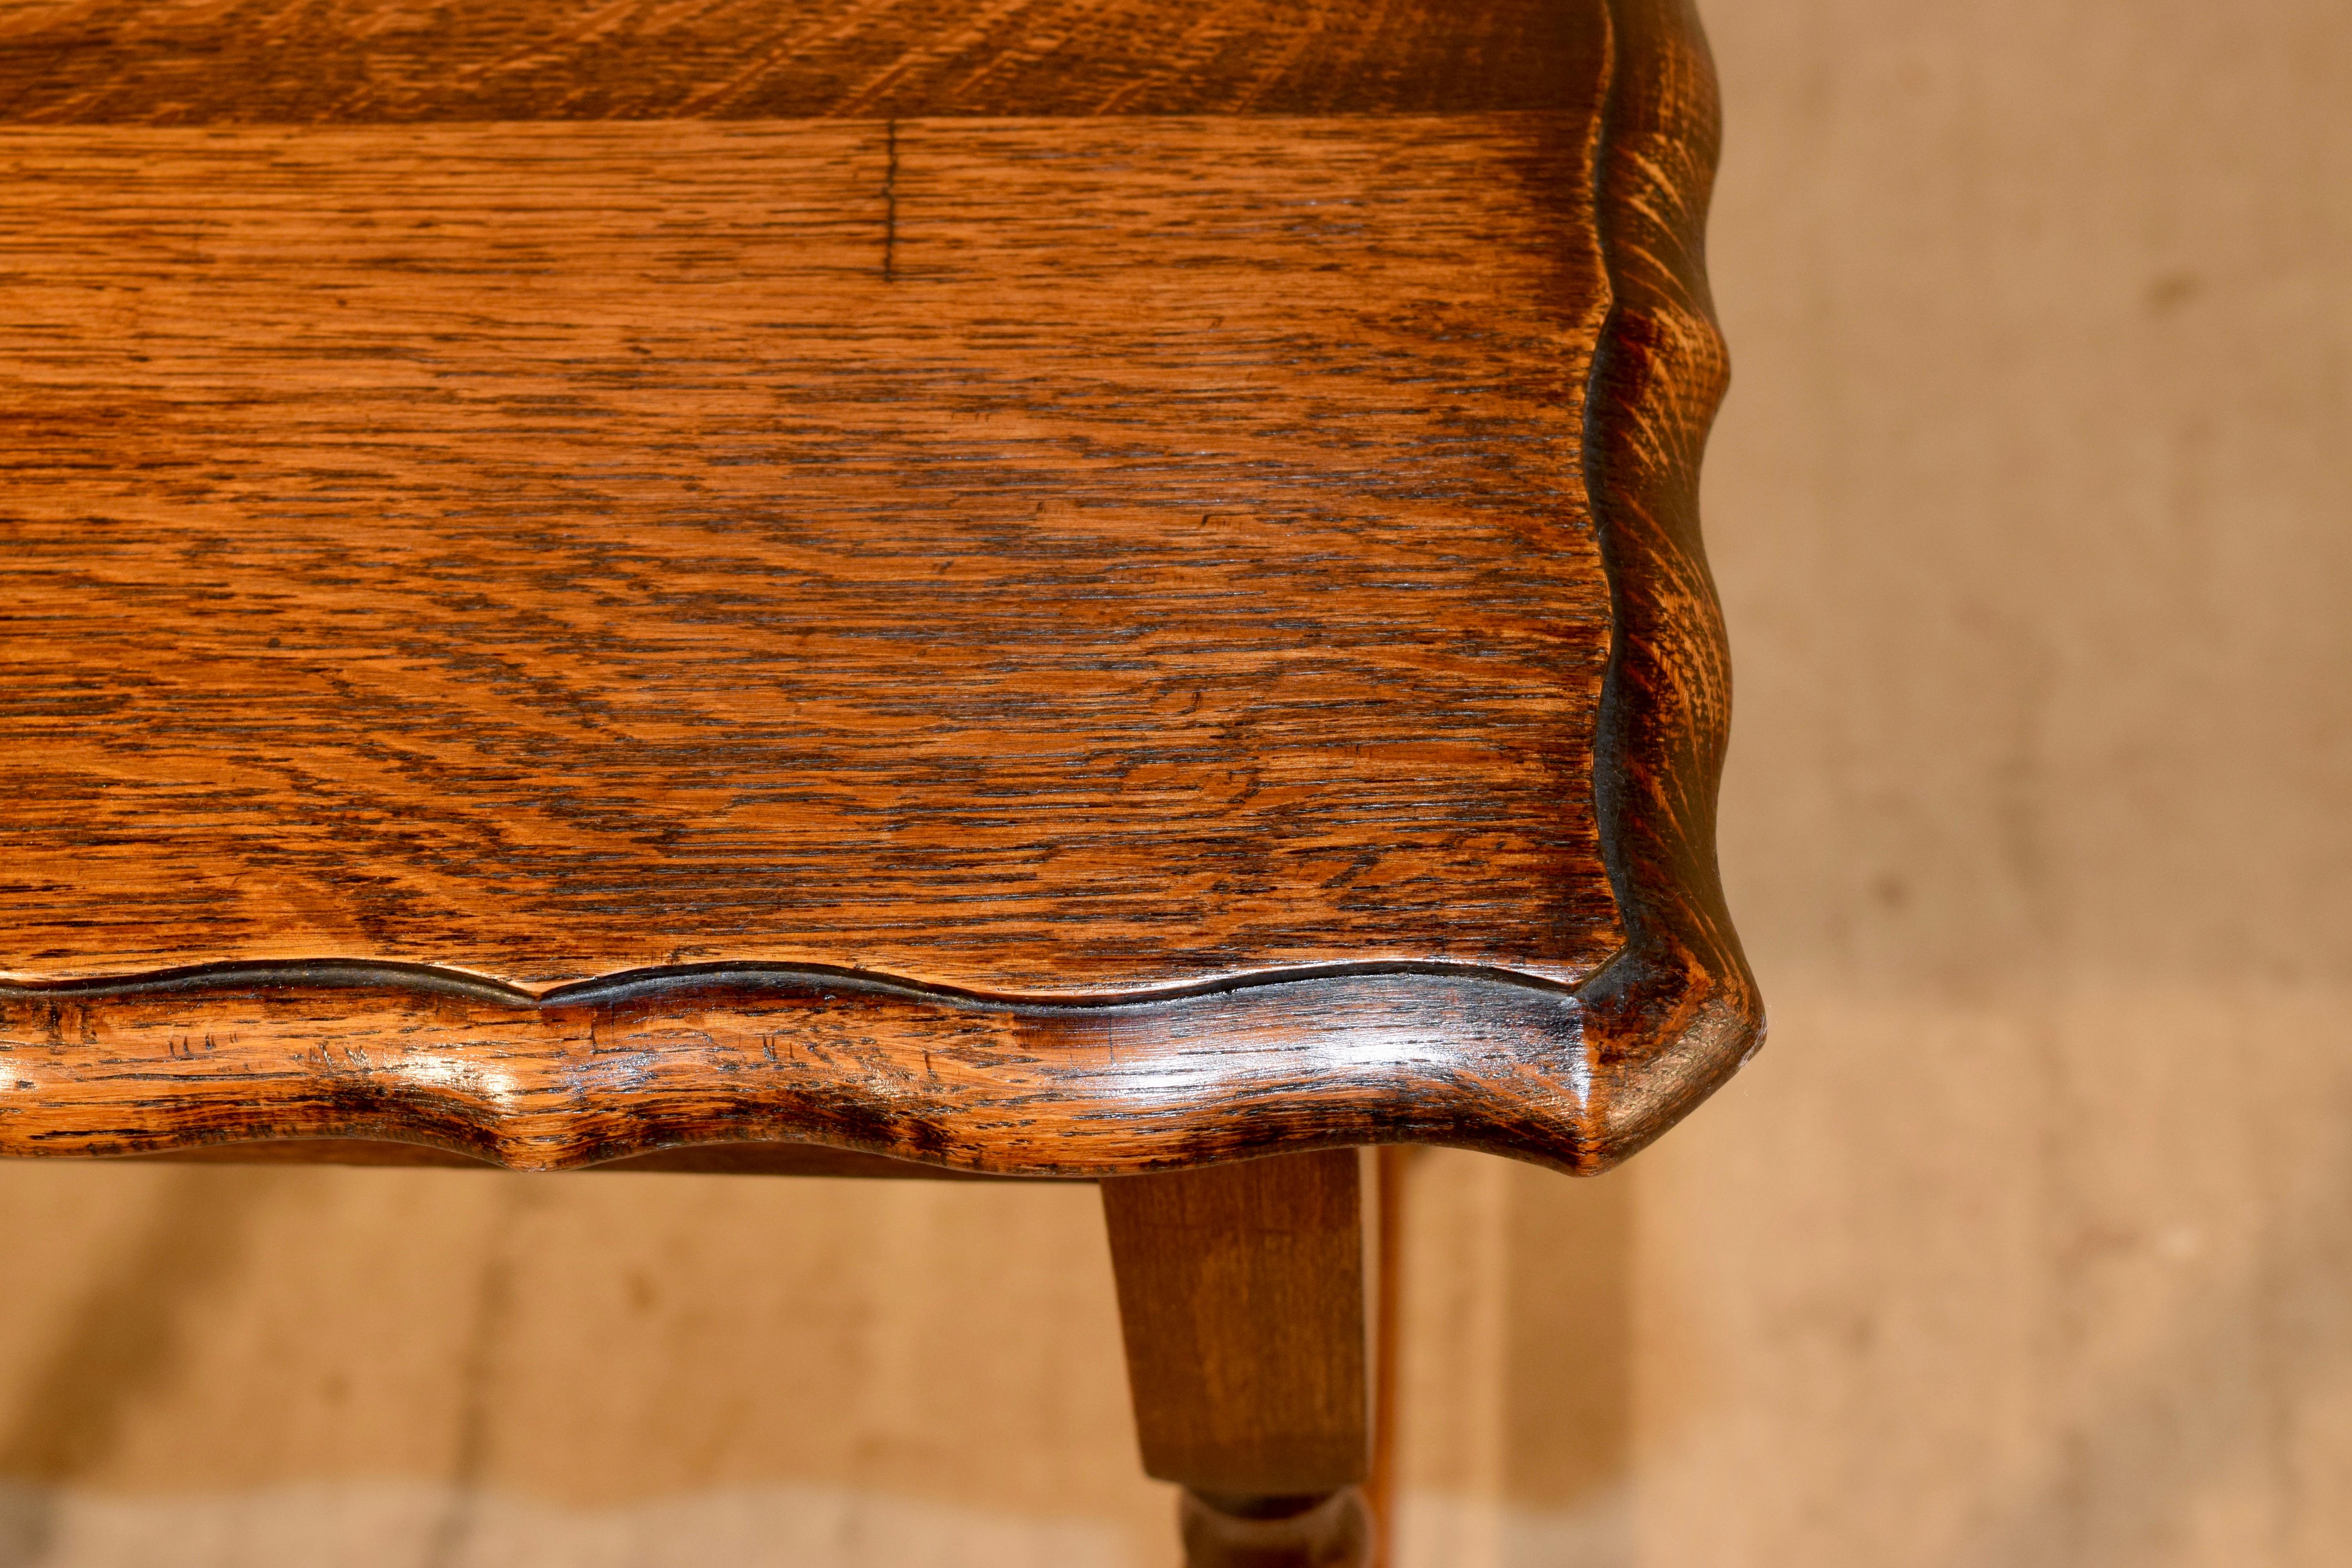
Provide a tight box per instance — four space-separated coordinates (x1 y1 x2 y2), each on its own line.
1103 1149 1374 1568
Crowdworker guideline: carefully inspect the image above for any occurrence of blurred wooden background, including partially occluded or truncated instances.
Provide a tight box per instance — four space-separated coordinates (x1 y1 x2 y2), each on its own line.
4 0 2348 1562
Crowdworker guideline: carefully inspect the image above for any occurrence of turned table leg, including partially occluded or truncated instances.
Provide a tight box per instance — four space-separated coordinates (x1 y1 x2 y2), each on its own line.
1103 1148 1375 1568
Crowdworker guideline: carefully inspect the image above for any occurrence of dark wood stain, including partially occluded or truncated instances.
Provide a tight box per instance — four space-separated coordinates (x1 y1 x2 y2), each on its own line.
0 0 1593 123
1573 0 1766 1167
0 0 1762 1181
1 966 1607 1174
145 1134 1025 1180
0 115 1617 994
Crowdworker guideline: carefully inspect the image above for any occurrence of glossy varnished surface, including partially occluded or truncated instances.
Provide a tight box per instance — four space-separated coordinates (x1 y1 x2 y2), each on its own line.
0 0 1762 1176
145 1134 1025 1179
0 965 1598 1172
0 0 1592 122
1571 0 1762 1159
0 115 1616 992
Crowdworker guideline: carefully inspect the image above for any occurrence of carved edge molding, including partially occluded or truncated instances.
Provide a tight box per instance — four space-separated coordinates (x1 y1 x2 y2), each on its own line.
1 964 1602 1174
0 0 1763 1177
1573 0 1767 1169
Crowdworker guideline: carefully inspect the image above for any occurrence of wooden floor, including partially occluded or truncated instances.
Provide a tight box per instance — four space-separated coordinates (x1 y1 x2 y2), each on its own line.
4 0 2349 1563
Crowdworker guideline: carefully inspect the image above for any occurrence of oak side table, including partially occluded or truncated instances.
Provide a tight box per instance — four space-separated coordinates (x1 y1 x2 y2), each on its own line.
0 1 1762 1563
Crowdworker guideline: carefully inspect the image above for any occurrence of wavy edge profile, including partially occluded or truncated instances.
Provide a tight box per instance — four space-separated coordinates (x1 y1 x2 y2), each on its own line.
0 0 1762 1177
1571 0 1766 1167
1 961 1607 1174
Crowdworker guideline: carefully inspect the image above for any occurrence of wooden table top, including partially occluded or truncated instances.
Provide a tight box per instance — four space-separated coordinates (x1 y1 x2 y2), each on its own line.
0 0 1759 1177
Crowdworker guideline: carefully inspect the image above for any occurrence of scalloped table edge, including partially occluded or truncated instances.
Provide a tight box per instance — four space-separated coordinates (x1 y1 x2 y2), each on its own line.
0 0 1763 1180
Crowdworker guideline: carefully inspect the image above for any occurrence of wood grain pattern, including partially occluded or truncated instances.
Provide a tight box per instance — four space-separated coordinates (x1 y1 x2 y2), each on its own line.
1572 0 1766 1166
0 966 1602 1172
0 0 1595 122
0 0 1765 1178
143 1134 1022 1179
0 115 1617 993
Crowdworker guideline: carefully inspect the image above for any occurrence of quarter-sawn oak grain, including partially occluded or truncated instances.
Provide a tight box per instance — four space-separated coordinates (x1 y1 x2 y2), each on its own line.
1573 0 1766 1166
0 0 1764 1179
1 116 1617 994
0 0 1594 122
